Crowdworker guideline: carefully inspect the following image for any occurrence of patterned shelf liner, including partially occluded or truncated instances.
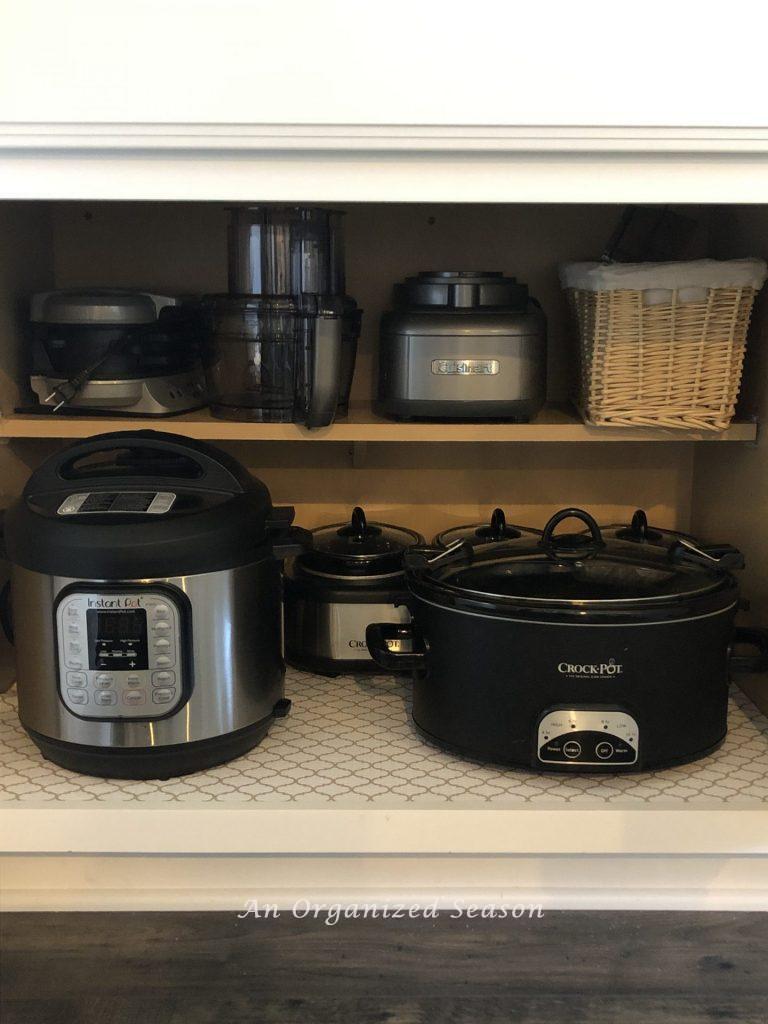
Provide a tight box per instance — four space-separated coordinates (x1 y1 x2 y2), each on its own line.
1 669 767 809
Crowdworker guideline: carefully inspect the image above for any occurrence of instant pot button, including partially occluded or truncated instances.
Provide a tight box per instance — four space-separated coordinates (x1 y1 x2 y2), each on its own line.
596 741 614 760
151 604 170 619
94 691 118 707
155 655 172 668
95 674 114 689
67 690 88 705
126 674 141 686
152 671 175 687
66 672 87 687
68 641 82 655
66 605 80 618
66 658 83 670
153 637 171 651
123 690 146 707
152 687 176 705
152 621 171 635
67 623 81 635
563 740 582 759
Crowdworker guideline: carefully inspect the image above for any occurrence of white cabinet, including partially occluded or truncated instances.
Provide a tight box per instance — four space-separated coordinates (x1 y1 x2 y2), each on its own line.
3 1 768 128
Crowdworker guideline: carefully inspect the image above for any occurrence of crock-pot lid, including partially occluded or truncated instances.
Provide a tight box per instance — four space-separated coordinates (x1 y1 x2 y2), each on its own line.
421 508 728 608
435 508 539 546
30 289 172 325
302 506 422 577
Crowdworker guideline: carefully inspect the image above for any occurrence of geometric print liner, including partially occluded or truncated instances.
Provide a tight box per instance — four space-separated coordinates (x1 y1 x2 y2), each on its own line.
1 669 767 809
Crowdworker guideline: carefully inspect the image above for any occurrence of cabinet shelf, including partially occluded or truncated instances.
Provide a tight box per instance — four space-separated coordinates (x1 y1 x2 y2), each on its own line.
0 404 758 443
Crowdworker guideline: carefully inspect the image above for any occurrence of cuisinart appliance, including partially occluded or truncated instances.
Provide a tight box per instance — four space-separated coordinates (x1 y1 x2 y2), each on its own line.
0 431 308 778
204 206 362 426
367 507 768 772
29 289 207 415
377 271 547 421
284 506 422 676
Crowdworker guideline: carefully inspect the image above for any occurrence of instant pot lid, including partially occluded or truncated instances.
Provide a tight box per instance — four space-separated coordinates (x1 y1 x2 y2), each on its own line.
30 289 175 325
2 431 285 578
301 506 422 578
413 507 735 616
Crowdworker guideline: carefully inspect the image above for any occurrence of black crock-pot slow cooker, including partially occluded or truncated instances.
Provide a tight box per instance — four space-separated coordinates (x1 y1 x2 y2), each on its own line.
367 507 768 772
0 430 308 779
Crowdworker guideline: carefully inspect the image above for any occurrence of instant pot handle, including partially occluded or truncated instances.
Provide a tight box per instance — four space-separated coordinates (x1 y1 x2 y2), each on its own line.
541 508 605 557
305 315 343 429
25 431 255 496
366 623 426 672
728 628 768 674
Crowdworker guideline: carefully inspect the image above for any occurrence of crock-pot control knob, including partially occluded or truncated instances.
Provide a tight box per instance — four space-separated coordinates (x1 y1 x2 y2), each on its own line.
541 508 605 559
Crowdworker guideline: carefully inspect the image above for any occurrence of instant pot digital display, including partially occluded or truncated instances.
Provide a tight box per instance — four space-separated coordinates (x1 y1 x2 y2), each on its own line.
86 609 149 670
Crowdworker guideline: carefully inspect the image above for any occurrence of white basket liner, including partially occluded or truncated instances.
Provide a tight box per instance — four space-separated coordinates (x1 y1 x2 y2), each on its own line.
559 258 768 293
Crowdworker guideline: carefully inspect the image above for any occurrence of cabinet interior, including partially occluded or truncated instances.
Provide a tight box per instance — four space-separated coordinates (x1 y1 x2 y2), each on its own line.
1 199 767 686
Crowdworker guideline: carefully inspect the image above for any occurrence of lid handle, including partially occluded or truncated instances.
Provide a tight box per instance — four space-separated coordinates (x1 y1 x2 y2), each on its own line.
25 431 255 496
541 508 604 558
337 506 382 541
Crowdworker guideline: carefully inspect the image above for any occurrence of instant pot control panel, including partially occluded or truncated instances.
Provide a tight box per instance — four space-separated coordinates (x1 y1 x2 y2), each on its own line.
536 709 639 768
55 588 187 719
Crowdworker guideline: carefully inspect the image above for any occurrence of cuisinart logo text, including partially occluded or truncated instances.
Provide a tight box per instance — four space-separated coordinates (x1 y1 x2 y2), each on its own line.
557 658 624 679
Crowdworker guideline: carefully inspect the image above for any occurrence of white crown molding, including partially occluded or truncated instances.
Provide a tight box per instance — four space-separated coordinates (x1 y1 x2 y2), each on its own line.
1 123 768 154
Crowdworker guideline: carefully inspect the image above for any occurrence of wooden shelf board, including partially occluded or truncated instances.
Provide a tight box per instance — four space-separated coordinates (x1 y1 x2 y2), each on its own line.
0 405 757 443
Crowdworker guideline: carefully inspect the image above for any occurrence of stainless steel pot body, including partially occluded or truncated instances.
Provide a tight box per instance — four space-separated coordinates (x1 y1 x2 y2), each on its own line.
12 558 284 749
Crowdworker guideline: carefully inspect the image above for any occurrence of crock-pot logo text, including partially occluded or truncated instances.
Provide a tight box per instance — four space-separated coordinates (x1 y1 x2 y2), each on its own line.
557 658 624 678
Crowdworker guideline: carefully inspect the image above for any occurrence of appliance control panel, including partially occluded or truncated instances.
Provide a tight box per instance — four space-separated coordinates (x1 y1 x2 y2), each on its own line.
57 492 176 516
537 709 639 767
55 589 185 719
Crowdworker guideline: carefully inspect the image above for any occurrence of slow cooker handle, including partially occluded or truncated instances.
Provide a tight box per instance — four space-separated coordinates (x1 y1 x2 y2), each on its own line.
28 431 254 495
541 507 605 557
729 628 768 674
366 623 426 672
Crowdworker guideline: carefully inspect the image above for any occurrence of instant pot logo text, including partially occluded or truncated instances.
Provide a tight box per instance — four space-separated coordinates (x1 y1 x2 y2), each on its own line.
86 596 143 609
557 658 624 678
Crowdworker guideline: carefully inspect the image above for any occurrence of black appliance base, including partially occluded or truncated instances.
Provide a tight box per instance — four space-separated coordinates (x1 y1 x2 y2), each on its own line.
26 702 291 780
412 717 727 775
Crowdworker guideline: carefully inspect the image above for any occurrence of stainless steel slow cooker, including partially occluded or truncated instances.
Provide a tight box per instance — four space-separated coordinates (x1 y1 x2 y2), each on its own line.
368 507 768 772
284 506 422 676
0 431 307 779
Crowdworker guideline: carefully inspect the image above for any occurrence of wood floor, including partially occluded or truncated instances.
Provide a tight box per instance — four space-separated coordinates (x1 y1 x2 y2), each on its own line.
2 911 767 1023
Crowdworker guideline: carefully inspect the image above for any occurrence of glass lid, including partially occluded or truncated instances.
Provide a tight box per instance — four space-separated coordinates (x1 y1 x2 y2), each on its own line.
434 507 539 547
301 506 423 578
420 508 729 607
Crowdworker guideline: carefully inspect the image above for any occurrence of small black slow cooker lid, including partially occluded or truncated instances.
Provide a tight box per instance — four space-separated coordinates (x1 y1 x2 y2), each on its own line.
2 431 296 578
434 508 540 548
298 507 422 580
409 508 739 622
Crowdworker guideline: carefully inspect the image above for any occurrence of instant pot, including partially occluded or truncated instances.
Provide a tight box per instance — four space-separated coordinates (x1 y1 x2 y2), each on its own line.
284 506 422 676
368 508 768 772
0 431 308 779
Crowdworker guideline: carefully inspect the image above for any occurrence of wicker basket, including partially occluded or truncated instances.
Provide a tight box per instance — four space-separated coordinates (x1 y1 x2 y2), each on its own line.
561 260 767 431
